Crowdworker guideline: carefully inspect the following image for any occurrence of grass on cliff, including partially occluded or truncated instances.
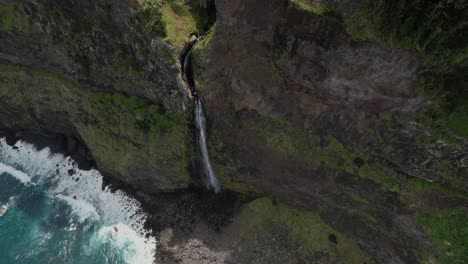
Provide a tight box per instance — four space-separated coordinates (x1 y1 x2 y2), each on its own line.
231 197 373 263
445 106 468 138
84 93 185 136
289 0 341 19
0 3 29 32
240 114 468 263
0 63 191 190
240 116 400 192
414 102 468 148
160 1 197 47
139 0 166 36
344 0 467 122
293 0 467 136
141 0 212 47
0 64 187 140
139 0 198 46
417 208 468 264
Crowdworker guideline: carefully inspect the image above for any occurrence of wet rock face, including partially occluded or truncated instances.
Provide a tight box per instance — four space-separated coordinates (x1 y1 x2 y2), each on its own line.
193 0 466 262
0 0 192 192
197 0 466 188
0 0 187 109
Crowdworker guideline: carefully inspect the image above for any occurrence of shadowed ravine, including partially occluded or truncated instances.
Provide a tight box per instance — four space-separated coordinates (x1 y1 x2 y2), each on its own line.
183 39 221 193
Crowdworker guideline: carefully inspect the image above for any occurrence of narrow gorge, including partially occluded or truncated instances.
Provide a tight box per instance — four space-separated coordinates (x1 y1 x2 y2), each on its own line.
0 0 467 263
183 38 221 193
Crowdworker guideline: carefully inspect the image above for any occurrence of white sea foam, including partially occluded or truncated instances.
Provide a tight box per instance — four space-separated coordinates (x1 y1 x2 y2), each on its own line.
95 223 157 264
0 139 64 184
0 204 8 217
0 162 33 185
56 194 101 223
0 138 156 263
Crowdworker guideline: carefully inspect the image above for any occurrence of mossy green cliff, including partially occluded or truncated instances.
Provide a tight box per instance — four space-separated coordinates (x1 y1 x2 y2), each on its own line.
225 197 374 263
0 0 215 191
0 64 190 191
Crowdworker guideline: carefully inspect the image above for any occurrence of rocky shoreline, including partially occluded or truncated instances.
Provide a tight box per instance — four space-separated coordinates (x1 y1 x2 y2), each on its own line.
0 129 255 263
0 130 371 263
0 128 95 170
0 0 466 263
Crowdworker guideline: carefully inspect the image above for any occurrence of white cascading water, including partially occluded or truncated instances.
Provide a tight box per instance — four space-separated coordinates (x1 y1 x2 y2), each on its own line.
184 39 221 193
0 138 156 264
194 98 221 193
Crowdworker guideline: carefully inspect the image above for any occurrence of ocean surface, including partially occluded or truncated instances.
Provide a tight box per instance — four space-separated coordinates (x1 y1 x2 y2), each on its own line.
0 138 156 264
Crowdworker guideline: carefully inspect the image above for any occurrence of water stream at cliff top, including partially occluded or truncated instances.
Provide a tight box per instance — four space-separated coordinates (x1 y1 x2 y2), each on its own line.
0 138 156 264
183 39 221 193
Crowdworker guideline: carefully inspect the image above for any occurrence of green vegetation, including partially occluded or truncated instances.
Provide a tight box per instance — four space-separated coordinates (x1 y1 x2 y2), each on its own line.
166 0 213 33
292 0 467 137
233 197 374 263
240 114 467 263
417 208 468 264
289 0 341 20
407 169 466 264
77 92 189 189
240 116 400 192
0 3 29 32
241 115 466 196
0 64 80 89
343 0 467 53
160 1 197 47
196 22 216 49
359 162 400 193
289 0 330 14
446 106 468 138
191 23 216 92
0 4 16 30
343 0 467 123
139 0 213 47
15 1 176 94
403 177 468 201
139 0 166 36
0 63 191 190
82 93 185 138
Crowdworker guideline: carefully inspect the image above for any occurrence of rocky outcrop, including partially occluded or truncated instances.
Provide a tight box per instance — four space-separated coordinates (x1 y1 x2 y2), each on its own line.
193 0 467 262
0 0 192 191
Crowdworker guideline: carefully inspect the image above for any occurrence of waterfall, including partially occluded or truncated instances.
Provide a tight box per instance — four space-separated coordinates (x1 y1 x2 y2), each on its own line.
194 98 221 193
183 39 221 193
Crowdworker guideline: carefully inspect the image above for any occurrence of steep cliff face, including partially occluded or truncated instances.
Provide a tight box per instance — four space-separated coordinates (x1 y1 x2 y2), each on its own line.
0 0 193 191
0 0 189 107
0 0 466 262
193 0 467 262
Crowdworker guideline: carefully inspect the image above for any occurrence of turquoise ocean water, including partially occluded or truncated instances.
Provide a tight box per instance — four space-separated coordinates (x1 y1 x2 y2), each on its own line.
0 138 156 264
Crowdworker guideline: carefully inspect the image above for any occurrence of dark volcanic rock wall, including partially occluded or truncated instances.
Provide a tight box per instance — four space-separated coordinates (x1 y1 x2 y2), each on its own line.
0 0 192 191
0 0 466 262
0 0 187 108
192 0 467 262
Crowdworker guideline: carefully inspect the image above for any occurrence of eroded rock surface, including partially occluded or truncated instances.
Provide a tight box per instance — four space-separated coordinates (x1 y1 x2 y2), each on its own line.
0 0 191 191
192 0 467 262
